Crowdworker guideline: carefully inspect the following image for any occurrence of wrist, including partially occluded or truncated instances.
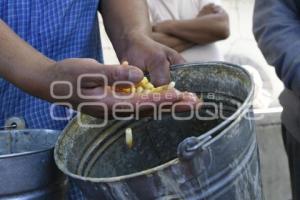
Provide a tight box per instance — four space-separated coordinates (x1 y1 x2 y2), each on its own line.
36 58 56 100
21 57 55 100
114 31 151 61
117 28 151 47
165 20 175 34
154 20 175 34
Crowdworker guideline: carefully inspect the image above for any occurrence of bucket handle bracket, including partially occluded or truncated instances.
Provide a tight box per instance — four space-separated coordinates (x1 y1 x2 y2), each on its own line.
177 136 212 161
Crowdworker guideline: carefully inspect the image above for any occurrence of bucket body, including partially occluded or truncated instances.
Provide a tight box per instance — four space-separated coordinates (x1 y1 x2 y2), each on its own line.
0 129 66 199
55 62 263 200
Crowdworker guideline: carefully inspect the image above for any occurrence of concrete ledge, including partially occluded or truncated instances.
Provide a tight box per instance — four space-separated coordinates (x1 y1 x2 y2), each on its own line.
255 108 291 200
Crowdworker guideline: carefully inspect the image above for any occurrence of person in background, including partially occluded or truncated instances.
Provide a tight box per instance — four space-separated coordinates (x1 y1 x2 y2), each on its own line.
147 0 230 62
0 0 200 199
253 0 300 199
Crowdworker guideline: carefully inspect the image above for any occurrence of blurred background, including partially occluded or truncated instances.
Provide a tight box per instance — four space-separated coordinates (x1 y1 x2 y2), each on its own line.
99 0 290 199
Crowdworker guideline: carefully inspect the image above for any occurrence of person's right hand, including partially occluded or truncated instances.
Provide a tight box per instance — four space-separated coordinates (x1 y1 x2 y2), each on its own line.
0 20 200 119
37 58 199 118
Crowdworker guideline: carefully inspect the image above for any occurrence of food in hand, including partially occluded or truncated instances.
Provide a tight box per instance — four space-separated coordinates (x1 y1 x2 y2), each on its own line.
119 61 177 94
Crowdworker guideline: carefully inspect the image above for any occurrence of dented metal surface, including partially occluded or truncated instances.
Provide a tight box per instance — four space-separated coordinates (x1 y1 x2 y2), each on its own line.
55 62 263 200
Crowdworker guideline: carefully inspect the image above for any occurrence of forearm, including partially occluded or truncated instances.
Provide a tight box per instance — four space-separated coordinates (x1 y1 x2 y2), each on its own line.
152 32 194 52
100 0 152 59
253 0 300 95
0 20 53 96
155 14 229 44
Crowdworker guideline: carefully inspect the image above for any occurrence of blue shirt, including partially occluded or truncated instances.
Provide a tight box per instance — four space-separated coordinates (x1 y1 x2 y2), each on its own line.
0 1 102 199
0 0 102 130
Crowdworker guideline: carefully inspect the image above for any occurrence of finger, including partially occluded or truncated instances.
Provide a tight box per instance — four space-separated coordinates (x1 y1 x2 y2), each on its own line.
71 59 143 88
105 65 144 85
148 47 185 87
174 92 202 112
130 89 181 115
203 3 215 9
132 90 201 115
212 5 222 13
166 47 186 65
128 89 201 111
79 106 107 118
136 88 181 104
78 87 106 99
148 59 171 86
80 58 99 64
102 88 180 110
83 89 201 118
89 64 144 87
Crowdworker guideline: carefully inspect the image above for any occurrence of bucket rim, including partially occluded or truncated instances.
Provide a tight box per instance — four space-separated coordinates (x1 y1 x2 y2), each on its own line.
172 62 254 137
0 129 59 159
54 61 255 183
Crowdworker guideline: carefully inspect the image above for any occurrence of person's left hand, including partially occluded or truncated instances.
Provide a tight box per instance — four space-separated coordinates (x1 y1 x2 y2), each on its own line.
197 4 226 17
117 33 185 86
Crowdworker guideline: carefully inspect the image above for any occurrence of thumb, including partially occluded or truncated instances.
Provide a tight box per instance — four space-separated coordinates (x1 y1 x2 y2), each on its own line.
103 65 144 85
166 47 186 65
87 64 144 87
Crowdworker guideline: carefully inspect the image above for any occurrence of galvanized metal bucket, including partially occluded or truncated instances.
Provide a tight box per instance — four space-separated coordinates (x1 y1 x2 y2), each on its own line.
0 129 66 199
55 62 263 200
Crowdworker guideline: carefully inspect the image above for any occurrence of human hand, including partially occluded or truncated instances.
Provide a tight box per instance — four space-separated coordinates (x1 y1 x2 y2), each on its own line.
39 58 198 118
117 33 185 86
197 3 225 17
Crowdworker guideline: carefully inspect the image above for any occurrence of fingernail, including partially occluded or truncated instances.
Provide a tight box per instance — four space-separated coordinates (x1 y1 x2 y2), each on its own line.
129 68 143 83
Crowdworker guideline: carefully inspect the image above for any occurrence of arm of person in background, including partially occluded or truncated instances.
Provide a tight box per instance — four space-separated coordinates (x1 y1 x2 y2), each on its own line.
0 19 197 118
253 0 300 96
100 0 185 86
152 3 230 45
151 32 194 52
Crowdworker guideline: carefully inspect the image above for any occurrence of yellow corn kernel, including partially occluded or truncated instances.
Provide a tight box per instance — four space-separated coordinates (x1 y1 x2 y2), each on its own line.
144 82 154 90
131 87 136 93
116 86 135 94
137 86 143 93
125 128 133 149
151 85 168 93
114 69 176 95
122 61 129 66
119 88 131 93
168 81 176 89
137 77 149 88
143 89 151 94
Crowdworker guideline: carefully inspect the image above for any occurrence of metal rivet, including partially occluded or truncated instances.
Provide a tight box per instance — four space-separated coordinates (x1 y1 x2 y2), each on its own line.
4 117 26 130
